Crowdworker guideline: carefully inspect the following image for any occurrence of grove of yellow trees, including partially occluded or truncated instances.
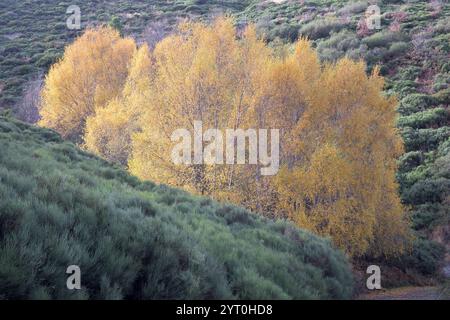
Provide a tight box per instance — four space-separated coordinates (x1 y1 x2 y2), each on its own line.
39 18 411 257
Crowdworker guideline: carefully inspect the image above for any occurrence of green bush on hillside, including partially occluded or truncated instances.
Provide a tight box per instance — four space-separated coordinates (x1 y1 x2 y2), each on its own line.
401 126 450 152
299 19 347 40
397 108 449 129
390 238 445 277
316 30 361 62
398 151 425 173
362 31 406 49
398 94 439 116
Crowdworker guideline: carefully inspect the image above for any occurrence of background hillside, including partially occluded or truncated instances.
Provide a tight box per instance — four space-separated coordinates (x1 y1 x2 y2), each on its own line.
0 0 449 288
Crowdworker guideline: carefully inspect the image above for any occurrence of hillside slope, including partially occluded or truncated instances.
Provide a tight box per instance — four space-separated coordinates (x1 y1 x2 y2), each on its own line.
239 0 450 283
1 0 448 285
0 0 253 111
0 116 353 299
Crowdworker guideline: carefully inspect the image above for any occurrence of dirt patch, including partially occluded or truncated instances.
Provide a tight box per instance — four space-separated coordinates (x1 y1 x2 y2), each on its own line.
358 286 447 300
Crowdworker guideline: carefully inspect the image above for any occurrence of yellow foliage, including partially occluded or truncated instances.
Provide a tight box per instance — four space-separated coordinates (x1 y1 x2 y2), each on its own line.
41 18 411 258
84 98 133 165
39 26 136 141
273 57 410 256
129 18 271 200
276 145 375 256
84 44 152 164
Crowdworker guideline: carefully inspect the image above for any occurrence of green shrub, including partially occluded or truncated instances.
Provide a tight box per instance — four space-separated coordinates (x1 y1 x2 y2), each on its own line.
299 19 347 40
401 126 450 152
338 1 368 15
434 88 450 105
362 31 406 49
433 19 450 35
398 94 439 115
403 177 450 205
317 30 361 61
388 80 418 99
397 108 449 129
398 151 425 173
394 66 422 81
433 73 450 92
384 41 410 59
411 203 447 231
391 238 445 276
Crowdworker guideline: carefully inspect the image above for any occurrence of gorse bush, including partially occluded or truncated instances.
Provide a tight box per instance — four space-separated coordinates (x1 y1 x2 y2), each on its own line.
299 19 347 40
0 116 354 299
316 30 362 62
398 94 440 116
391 238 445 276
397 108 449 129
384 41 410 59
401 127 450 152
362 31 406 49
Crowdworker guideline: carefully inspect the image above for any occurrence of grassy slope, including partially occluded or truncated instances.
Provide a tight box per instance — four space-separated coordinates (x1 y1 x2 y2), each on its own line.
0 116 353 299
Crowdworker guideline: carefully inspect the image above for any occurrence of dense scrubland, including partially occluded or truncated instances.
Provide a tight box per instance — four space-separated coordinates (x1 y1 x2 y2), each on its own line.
0 116 354 299
0 0 449 296
38 20 412 261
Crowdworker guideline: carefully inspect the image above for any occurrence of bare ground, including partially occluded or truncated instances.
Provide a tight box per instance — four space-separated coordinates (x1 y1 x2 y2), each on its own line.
358 286 449 300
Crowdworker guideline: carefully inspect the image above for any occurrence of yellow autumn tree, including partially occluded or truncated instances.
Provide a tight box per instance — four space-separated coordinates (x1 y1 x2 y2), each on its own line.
273 58 411 257
84 44 153 165
39 26 136 141
126 18 410 257
41 17 410 258
242 39 322 213
129 18 271 198
276 145 364 251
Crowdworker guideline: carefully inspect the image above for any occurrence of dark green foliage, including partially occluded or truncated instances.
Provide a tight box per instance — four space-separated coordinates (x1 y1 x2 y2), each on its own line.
401 127 450 152
316 30 362 62
0 117 353 300
299 19 347 40
384 41 410 59
434 88 450 105
397 108 449 129
398 151 425 173
394 239 446 276
108 16 124 35
411 203 448 231
433 73 450 92
362 31 406 49
376 238 446 287
398 139 450 232
398 94 439 116
403 177 450 205
266 24 300 42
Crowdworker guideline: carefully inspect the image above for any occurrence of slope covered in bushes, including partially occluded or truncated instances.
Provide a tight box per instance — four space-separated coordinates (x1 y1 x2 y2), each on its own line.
2 0 448 286
0 116 353 299
238 0 449 284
